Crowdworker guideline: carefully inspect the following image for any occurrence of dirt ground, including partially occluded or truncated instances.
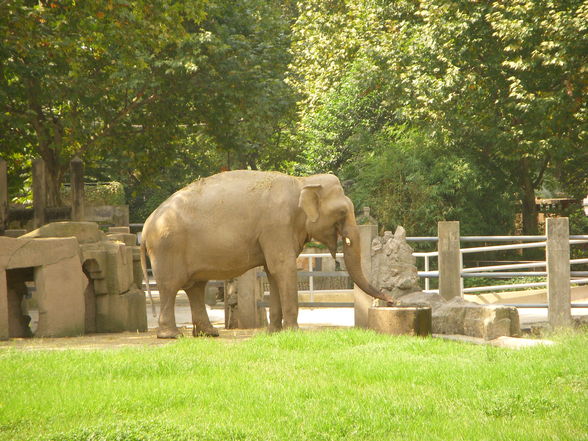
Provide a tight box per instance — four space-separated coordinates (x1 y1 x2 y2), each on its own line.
0 327 268 351
2 290 586 351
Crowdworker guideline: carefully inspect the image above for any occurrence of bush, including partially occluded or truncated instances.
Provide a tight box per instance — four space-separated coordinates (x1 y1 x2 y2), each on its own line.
60 182 126 207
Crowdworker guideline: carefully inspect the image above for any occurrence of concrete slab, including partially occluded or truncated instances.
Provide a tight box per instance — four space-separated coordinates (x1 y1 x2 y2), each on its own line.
144 285 588 333
433 334 555 349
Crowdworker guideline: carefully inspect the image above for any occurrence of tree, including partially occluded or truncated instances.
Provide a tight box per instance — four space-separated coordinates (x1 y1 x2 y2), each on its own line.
392 0 588 234
0 0 207 205
289 0 587 234
188 0 298 170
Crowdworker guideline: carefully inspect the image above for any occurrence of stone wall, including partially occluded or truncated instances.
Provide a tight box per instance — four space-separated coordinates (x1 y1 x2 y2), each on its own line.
0 221 146 339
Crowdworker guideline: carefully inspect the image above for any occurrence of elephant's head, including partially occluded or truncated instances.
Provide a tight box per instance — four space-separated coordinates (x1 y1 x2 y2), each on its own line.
298 174 394 304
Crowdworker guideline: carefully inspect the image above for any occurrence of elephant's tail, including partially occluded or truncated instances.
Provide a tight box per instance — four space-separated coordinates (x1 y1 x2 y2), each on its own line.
140 238 157 318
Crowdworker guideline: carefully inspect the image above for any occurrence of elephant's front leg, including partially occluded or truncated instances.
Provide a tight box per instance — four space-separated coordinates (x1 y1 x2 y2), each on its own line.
265 269 283 332
265 254 299 330
185 281 219 337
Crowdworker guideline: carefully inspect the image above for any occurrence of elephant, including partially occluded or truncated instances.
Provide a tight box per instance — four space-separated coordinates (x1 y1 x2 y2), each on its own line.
140 170 394 338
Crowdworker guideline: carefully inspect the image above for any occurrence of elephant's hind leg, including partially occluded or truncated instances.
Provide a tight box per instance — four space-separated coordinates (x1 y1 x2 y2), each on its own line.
185 281 219 337
157 281 182 339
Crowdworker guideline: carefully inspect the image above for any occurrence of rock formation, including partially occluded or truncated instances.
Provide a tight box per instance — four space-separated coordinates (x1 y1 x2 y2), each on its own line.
370 226 520 339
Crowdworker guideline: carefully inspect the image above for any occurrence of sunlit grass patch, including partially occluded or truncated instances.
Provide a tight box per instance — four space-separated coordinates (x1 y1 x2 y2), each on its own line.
1 329 586 441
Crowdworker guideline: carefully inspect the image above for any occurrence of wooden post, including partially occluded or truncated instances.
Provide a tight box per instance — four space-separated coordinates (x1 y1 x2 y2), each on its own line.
546 217 572 327
0 160 7 234
438 221 462 300
70 156 84 221
236 267 265 328
354 224 378 328
32 158 46 228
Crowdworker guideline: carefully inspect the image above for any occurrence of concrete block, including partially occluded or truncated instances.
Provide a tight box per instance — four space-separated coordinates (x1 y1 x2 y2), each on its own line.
109 226 130 234
438 221 462 300
236 267 266 328
547 217 572 327
34 256 86 337
354 224 378 328
131 247 143 290
368 306 432 336
96 287 147 332
21 221 104 244
0 236 81 269
80 245 109 295
354 285 375 328
85 205 129 226
105 242 134 295
432 298 520 340
107 232 137 246
5 229 26 238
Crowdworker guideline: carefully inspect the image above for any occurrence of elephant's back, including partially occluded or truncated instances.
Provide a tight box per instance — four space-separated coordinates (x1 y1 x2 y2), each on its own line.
181 170 299 210
142 170 298 248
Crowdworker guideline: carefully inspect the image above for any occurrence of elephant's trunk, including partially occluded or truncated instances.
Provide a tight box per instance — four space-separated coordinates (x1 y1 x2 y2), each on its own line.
340 212 395 305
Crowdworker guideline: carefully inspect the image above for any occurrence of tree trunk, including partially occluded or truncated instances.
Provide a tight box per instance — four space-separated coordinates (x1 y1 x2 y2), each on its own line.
39 147 65 207
519 157 538 235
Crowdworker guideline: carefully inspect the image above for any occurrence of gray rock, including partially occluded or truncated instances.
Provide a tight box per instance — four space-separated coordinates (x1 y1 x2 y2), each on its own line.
369 225 521 340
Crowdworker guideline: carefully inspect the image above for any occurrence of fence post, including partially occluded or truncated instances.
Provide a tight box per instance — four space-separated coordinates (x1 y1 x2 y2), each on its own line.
70 156 84 221
0 160 7 234
32 158 46 228
546 217 572 327
236 267 265 328
354 224 378 328
438 221 462 300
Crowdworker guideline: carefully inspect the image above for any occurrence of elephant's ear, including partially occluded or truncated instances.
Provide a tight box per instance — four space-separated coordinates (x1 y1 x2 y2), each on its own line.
299 184 322 222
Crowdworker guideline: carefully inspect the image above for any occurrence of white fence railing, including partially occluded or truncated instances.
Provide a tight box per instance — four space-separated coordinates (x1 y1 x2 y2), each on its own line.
410 235 588 295
263 231 588 307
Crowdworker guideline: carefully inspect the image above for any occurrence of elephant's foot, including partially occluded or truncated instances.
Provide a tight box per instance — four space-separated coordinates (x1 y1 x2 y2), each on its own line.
157 326 183 339
283 322 299 331
268 322 283 333
193 325 219 337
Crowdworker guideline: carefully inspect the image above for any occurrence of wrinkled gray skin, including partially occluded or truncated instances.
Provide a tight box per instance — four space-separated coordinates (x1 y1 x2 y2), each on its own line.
141 170 393 338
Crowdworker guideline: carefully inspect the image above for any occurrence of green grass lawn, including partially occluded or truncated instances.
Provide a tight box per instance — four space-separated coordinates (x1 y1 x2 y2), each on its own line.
1 329 587 441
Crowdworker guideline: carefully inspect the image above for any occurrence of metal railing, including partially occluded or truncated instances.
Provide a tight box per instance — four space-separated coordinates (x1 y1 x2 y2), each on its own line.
409 235 588 300
259 252 353 305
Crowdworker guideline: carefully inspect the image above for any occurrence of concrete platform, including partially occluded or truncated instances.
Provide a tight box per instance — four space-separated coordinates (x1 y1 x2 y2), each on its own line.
143 290 588 332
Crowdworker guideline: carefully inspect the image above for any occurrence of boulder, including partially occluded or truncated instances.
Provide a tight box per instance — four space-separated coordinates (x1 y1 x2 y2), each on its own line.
369 226 521 340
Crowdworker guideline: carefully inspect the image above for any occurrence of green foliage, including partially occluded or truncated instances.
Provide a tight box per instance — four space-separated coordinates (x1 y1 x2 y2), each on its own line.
0 329 587 440
60 181 125 207
342 128 516 236
189 0 299 170
2 0 586 229
1 0 299 212
127 139 225 222
289 0 588 234
0 0 209 205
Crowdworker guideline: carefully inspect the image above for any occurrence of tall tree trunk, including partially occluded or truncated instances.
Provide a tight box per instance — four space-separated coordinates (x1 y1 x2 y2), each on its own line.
27 77 66 208
39 146 65 208
519 157 538 235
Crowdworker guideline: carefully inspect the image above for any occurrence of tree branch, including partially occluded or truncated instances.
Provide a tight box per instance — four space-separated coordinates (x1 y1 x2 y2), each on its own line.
80 88 158 155
533 155 550 188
